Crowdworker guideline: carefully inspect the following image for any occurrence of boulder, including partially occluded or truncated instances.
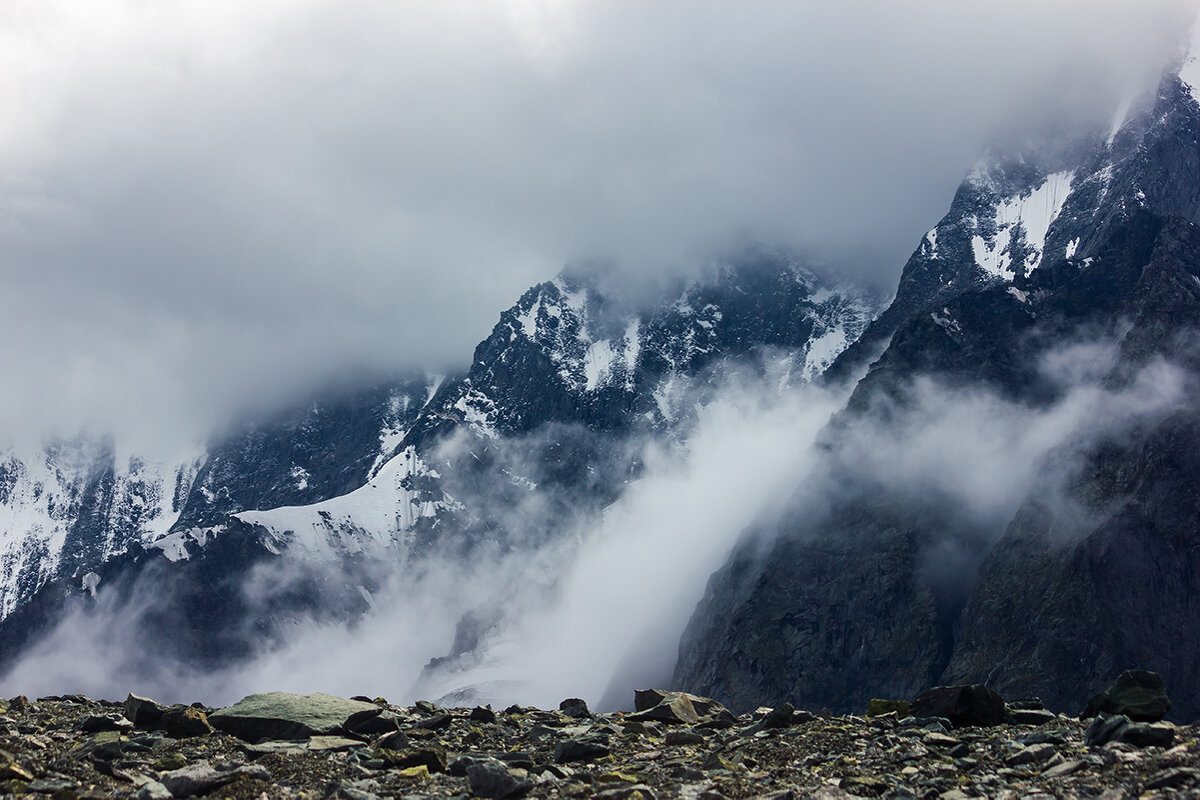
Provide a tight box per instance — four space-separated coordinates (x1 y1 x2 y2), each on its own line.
1120 722 1176 748
1004 743 1056 766
79 714 133 733
664 730 706 747
158 761 270 796
910 685 1006 728
123 694 167 729
209 692 378 742
375 745 448 773
1082 670 1171 721
68 731 124 761
136 780 172 800
631 690 733 726
1085 712 1177 749
343 708 402 736
466 758 533 799
760 703 796 729
413 712 453 730
470 705 498 723
629 694 699 725
1084 713 1130 747
554 737 611 763
160 706 213 739
559 698 592 719
634 690 728 719
375 730 410 751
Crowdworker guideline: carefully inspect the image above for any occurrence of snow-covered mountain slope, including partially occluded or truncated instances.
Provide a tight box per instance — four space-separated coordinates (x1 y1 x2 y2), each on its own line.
404 255 876 447
175 378 442 528
0 252 875 643
0 378 440 624
0 438 202 621
215 255 877 562
225 446 463 560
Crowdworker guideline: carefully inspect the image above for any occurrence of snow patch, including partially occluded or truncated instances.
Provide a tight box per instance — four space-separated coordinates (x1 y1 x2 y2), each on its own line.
924 228 939 260
1182 24 1200 104
972 171 1074 280
582 339 615 391
452 389 500 439
0 440 203 619
236 447 459 559
150 526 212 563
1107 95 1135 147
802 327 848 381
622 322 641 390
289 466 310 492
516 297 542 339
931 309 962 335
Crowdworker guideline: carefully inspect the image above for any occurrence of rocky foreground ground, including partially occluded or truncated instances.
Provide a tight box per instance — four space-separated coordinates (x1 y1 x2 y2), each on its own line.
1 681 1198 800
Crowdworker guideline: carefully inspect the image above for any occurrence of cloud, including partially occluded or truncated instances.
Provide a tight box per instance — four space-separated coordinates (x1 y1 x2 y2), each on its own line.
0 335 1190 709
0 0 1192 439
0 362 851 707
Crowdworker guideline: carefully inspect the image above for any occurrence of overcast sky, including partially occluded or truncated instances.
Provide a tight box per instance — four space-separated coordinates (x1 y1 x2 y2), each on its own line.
0 0 1193 442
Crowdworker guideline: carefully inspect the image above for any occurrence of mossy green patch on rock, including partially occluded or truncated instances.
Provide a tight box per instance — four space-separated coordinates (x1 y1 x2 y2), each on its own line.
867 699 911 717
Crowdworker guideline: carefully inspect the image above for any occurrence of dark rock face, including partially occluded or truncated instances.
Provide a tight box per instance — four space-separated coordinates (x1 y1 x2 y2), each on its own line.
678 73 1200 719
910 685 1007 728
676 516 949 715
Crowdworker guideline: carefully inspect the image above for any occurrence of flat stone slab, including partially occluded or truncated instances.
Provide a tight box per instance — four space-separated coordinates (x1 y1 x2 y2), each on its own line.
209 692 379 742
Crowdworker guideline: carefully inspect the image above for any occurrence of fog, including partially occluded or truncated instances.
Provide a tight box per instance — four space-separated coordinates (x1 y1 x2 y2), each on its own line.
0 337 1187 709
0 0 1192 441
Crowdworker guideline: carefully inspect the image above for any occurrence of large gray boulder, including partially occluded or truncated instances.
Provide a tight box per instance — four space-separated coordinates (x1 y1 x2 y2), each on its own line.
209 692 379 742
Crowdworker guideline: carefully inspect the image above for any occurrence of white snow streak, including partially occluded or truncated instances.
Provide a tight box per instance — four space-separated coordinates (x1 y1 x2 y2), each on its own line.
972 170 1074 280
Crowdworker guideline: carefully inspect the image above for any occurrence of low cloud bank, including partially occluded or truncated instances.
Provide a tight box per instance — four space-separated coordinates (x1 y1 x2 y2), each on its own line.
1 333 1188 709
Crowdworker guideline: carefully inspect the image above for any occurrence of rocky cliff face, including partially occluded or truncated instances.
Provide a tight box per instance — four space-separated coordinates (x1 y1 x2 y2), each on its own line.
676 70 1200 721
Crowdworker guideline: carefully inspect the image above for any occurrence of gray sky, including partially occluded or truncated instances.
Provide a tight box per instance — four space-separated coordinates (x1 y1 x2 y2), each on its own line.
0 0 1192 441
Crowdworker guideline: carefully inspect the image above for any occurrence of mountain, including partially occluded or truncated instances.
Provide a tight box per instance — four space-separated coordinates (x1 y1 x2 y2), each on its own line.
6 51 1199 723
0 254 876 679
0 379 439 621
675 67 1200 720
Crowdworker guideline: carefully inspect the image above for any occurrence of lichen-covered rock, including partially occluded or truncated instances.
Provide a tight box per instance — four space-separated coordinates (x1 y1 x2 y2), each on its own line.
160 706 214 738
208 691 378 741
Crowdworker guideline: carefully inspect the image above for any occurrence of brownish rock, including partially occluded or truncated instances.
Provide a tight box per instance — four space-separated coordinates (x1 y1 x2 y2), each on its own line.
160 706 214 738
